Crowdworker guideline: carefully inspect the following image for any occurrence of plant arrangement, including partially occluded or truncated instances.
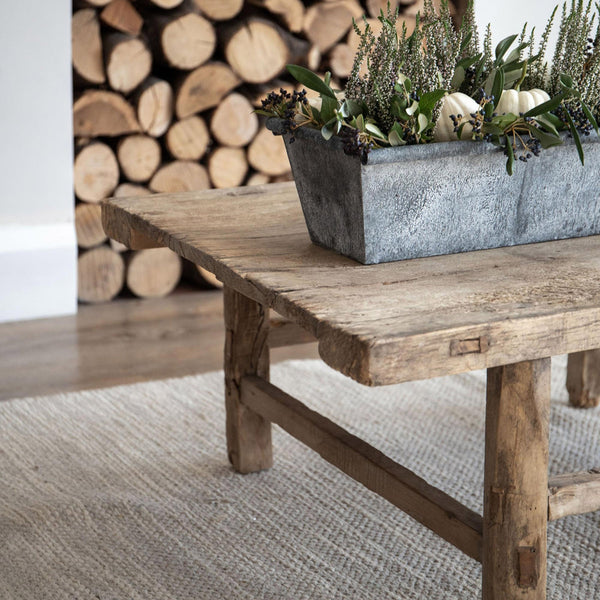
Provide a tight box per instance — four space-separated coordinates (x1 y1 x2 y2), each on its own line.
259 0 600 175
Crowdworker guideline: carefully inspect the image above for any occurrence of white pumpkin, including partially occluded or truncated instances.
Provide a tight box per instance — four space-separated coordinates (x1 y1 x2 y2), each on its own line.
433 92 481 142
495 88 550 115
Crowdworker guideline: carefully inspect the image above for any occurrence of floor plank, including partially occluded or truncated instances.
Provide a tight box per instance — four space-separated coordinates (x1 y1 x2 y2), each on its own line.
0 290 318 401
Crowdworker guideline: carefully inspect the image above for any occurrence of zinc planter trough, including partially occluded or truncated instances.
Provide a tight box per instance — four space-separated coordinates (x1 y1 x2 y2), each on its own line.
267 117 600 265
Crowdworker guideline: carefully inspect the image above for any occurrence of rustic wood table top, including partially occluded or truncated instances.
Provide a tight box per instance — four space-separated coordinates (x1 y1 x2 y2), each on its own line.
103 181 600 386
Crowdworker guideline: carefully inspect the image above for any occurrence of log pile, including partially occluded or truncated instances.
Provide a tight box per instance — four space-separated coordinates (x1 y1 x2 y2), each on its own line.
72 0 463 302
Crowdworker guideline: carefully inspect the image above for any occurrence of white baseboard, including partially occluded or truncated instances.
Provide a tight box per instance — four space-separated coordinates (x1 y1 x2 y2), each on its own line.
0 222 77 323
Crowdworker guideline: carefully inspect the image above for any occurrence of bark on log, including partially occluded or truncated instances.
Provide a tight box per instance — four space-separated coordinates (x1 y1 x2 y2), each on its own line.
210 92 258 147
165 116 210 160
100 0 143 36
147 8 216 70
117 134 162 183
247 126 290 176
74 142 120 203
208 147 248 188
75 203 108 249
126 248 182 298
149 161 211 193
78 246 125 303
135 77 174 137
175 62 240 119
73 90 141 137
192 0 243 20
72 9 105 85
104 33 153 94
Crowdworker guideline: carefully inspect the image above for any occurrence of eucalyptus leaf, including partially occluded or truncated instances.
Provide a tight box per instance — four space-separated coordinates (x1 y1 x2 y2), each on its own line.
321 123 334 140
495 34 518 64
419 89 447 119
581 101 600 134
494 113 519 129
388 129 405 146
286 65 336 99
565 109 585 165
405 100 419 116
535 115 560 137
491 69 505 108
343 99 363 118
365 122 387 140
504 42 531 65
451 66 466 90
505 136 515 175
526 124 563 148
320 95 338 123
417 113 429 134
560 73 574 89
523 93 566 118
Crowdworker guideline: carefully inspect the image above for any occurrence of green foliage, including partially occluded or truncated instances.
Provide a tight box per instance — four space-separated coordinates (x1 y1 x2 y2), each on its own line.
257 1 600 174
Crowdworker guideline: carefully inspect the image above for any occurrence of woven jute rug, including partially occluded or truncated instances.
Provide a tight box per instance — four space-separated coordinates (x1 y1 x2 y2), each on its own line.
1 357 599 599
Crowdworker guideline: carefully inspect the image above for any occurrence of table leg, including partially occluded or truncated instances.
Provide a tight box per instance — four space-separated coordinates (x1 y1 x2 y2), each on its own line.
223 286 272 474
482 359 551 600
566 351 600 408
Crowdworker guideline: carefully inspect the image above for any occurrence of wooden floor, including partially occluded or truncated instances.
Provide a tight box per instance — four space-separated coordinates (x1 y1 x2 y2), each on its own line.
0 289 319 401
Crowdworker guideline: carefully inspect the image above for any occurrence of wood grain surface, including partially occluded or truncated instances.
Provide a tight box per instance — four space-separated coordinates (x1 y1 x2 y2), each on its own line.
103 182 600 386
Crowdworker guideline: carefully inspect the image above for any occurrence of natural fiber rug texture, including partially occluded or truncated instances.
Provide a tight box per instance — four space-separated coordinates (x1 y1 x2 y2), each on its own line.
1 356 599 600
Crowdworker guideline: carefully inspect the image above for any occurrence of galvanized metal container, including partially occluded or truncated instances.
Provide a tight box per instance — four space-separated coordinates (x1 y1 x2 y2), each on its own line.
267 117 600 264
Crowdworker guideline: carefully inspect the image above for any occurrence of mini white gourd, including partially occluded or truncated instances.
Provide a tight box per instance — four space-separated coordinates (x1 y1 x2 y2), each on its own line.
433 92 481 142
495 89 550 115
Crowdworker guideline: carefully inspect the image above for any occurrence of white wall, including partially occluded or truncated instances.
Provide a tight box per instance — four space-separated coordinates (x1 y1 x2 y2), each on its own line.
475 1 559 60
0 1 76 322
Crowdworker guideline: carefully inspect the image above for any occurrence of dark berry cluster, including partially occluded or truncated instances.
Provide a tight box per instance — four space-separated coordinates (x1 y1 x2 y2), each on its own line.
341 128 373 164
464 65 478 91
260 88 308 141
556 102 594 136
449 90 496 140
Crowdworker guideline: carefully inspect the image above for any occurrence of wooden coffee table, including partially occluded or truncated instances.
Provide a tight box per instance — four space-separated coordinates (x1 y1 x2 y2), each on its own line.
103 182 600 599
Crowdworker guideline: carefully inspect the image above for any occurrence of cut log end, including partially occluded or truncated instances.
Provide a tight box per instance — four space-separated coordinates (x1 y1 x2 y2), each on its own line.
210 93 258 147
117 134 162 183
126 248 182 298
74 142 120 203
149 161 211 193
208 147 248 189
247 126 290 176
72 9 105 85
78 246 125 303
75 203 108 249
166 116 210 161
192 0 243 20
225 20 289 84
105 34 152 94
136 78 174 137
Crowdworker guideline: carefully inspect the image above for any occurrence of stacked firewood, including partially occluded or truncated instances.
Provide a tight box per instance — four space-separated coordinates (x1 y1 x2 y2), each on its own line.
72 0 463 303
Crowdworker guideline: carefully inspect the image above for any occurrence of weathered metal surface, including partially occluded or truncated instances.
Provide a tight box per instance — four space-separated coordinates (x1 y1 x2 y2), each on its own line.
268 118 600 264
